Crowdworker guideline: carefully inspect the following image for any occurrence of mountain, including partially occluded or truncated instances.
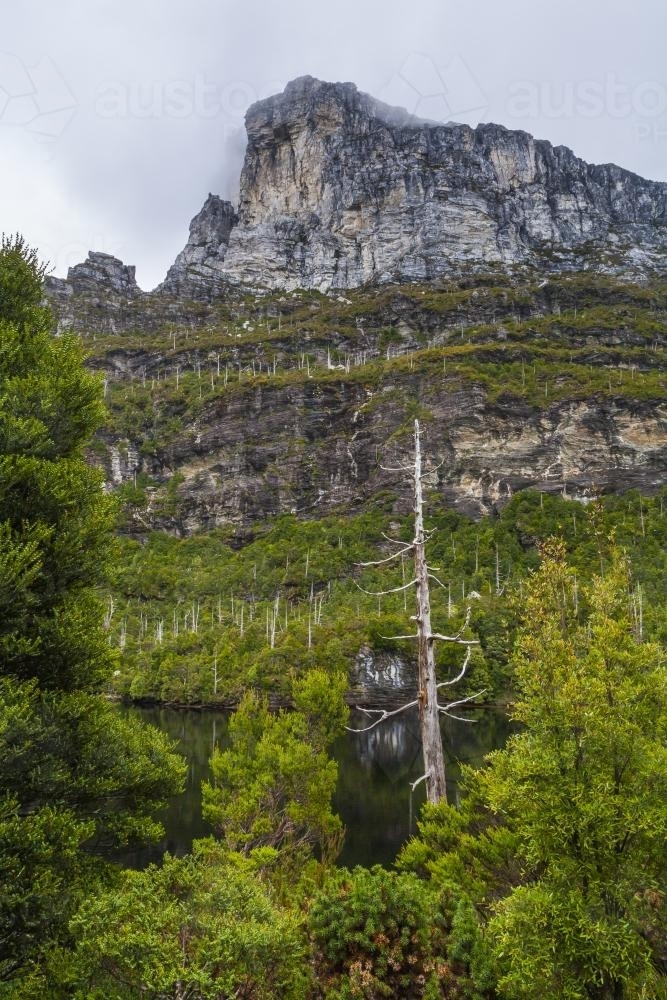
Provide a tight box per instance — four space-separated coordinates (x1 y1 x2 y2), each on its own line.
47 75 667 305
216 76 667 291
42 78 667 534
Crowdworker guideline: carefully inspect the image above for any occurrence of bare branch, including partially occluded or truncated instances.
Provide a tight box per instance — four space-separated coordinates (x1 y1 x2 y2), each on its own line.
380 463 413 474
430 634 479 645
430 606 477 644
381 532 413 547
380 633 419 641
436 646 473 688
355 545 414 568
409 771 432 792
354 579 417 597
422 458 446 476
437 711 479 723
346 699 419 733
427 571 450 590
438 689 487 716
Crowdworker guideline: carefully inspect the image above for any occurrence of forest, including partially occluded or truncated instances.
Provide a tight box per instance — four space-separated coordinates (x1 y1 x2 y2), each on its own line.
0 236 665 999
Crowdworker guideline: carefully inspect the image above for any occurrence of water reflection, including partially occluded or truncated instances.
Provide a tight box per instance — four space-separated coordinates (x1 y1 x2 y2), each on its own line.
119 704 512 869
338 707 513 866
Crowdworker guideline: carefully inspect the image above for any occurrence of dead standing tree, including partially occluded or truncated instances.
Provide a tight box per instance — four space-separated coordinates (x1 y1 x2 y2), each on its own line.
349 419 483 805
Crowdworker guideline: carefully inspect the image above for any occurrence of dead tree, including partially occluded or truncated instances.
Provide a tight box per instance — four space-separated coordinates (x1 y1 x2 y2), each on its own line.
348 419 482 805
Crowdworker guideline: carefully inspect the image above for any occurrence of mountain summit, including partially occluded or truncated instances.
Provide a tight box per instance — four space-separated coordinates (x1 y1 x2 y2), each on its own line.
162 75 667 295
49 76 667 301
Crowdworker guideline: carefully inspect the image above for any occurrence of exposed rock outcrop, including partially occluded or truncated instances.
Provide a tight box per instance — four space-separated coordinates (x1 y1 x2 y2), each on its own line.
217 76 667 290
45 75 667 310
350 645 416 706
47 251 140 298
45 252 143 334
159 194 238 298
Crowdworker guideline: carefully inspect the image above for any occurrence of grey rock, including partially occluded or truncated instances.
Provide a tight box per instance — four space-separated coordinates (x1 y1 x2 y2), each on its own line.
213 75 667 290
44 76 667 305
49 251 140 297
351 645 417 707
159 194 238 298
45 252 143 334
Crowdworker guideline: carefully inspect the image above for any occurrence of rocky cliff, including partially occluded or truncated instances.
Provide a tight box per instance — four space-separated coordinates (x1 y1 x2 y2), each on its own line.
47 76 667 307
80 275 666 534
159 194 238 298
41 78 667 534
46 76 667 307
106 367 667 535
215 76 667 290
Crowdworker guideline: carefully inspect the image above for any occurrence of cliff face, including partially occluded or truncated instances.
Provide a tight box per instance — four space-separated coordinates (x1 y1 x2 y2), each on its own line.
159 194 238 298
215 76 667 290
84 275 666 535
46 76 667 308
102 368 667 535
40 78 667 534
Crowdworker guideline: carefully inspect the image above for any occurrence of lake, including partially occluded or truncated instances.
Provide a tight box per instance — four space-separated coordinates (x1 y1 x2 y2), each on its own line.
120 704 513 869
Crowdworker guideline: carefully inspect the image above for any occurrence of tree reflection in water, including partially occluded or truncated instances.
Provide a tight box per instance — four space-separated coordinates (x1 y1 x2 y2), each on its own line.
116 705 512 869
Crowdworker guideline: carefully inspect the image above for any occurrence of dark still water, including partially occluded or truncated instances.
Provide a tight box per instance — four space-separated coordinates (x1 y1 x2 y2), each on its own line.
120 705 512 869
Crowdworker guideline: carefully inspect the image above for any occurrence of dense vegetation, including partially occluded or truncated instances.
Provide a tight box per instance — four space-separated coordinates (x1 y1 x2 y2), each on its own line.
1 241 665 997
0 238 184 993
38 545 667 999
103 490 667 707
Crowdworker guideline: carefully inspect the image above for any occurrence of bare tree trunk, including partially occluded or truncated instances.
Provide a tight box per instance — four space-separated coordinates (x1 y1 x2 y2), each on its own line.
348 420 482 805
413 420 448 804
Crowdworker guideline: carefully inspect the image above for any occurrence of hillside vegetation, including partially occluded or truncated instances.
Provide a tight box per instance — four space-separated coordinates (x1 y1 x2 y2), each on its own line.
65 270 667 707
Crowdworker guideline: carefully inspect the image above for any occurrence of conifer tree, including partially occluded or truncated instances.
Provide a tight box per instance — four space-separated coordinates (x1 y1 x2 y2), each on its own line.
0 236 185 986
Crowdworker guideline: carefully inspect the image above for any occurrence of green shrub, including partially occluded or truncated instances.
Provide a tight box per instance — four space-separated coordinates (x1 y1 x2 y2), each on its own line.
309 865 455 999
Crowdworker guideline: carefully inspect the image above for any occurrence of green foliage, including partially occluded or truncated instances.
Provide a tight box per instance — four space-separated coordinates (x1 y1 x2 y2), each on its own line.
106 511 395 704
309 865 455 999
402 544 667 1000
65 840 310 1000
0 237 186 987
0 236 113 691
0 794 92 987
0 234 48 328
104 489 667 709
447 897 496 999
482 544 667 998
203 671 348 863
0 676 184 850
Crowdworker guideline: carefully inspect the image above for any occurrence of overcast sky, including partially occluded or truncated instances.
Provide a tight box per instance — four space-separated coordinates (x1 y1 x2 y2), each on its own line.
2 0 665 290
